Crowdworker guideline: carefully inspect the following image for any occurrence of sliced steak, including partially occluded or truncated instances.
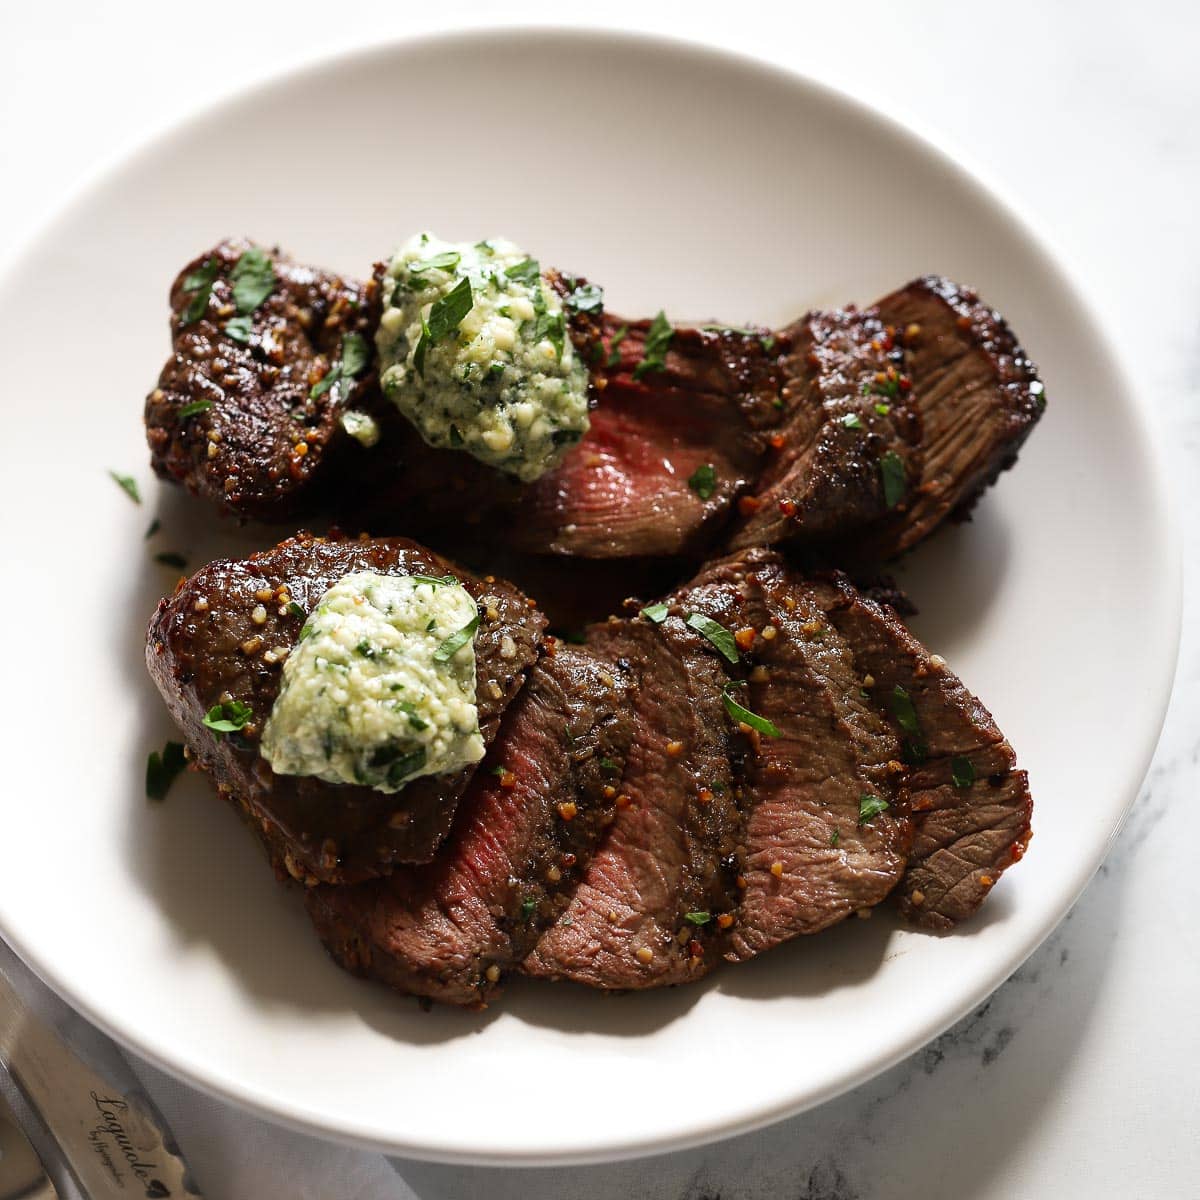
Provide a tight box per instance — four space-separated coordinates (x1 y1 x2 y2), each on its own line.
305 643 633 1006
866 275 1044 559
810 574 1033 928
145 533 545 884
730 310 921 550
145 239 377 521
525 616 741 989
675 552 911 961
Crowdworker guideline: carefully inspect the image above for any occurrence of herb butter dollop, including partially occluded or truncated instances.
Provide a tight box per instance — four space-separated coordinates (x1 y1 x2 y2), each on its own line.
375 234 590 482
261 571 485 791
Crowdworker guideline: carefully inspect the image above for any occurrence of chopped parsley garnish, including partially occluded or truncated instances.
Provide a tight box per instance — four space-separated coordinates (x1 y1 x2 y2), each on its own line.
684 911 712 926
599 757 620 772
640 602 669 624
687 463 717 500
109 471 141 504
880 451 906 509
520 897 537 920
154 552 187 568
527 283 566 362
311 332 371 401
491 765 508 777
286 601 305 618
202 699 253 737
858 794 889 823
503 257 541 285
354 639 377 659
410 250 462 274
564 280 604 313
722 682 781 738
146 741 187 802
606 324 628 368
224 315 253 344
229 247 276 315
144 518 161 540
633 310 673 379
841 413 864 430
414 276 473 376
951 756 976 789
432 612 480 662
392 700 430 731
181 258 218 325
406 573 457 589
1030 380 1047 410
830 828 840 847
874 402 891 416
385 746 427 787
178 399 213 419
685 613 740 664
890 685 920 735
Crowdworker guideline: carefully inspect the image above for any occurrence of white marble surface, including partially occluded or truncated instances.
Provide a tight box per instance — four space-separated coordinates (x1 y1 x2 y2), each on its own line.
3 2 1198 1196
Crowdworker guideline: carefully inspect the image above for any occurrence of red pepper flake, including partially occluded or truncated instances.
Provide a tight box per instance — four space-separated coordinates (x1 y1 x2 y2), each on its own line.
956 314 973 330
561 851 577 867
497 770 517 790
898 375 912 392
716 913 735 929
688 939 704 958
557 800 578 821
733 627 757 650
768 433 786 450
697 787 713 805
737 495 762 516
778 499 797 517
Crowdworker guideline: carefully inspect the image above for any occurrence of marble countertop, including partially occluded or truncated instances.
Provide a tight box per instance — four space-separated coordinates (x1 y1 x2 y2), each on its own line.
4 2 1197 1196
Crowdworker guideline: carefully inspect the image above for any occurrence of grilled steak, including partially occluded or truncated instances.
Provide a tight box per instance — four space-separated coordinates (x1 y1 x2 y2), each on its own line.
145 533 545 884
525 617 742 989
865 275 1044 559
731 310 922 551
809 574 1033 928
145 240 377 521
687 552 912 961
305 644 634 1005
504 318 782 558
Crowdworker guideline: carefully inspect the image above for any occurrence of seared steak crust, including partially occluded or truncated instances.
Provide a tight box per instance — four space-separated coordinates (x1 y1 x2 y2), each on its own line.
145 533 544 885
145 239 376 521
731 310 922 550
525 618 741 989
305 644 633 1005
866 275 1044 559
810 575 1033 928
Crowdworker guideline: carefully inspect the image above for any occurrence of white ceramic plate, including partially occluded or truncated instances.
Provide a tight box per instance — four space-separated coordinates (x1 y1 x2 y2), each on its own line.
0 29 1178 1165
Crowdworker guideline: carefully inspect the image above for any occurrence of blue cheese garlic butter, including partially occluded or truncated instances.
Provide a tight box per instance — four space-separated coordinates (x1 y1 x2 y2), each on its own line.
375 234 590 482
261 571 484 791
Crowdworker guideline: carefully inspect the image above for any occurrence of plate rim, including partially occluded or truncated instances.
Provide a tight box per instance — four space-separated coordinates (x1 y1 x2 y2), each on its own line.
0 23 1182 1166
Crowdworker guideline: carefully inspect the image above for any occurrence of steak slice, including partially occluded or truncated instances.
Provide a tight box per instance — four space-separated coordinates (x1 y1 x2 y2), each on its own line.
730 310 922 550
810 574 1033 928
678 552 911 962
865 275 1044 559
145 533 545 884
304 644 634 1005
525 616 741 988
145 239 377 521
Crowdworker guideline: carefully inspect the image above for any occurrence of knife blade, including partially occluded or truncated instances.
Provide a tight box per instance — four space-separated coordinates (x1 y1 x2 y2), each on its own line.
0 956 203 1199
0 1088 58 1199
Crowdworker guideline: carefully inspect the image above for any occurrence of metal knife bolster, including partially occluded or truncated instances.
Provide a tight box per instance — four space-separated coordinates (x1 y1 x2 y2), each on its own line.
0 954 203 1198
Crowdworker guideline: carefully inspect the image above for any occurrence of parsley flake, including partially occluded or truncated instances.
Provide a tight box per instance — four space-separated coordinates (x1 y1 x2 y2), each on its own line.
841 413 864 430
433 612 481 662
722 682 781 738
414 276 473 375
858 794 889 823
202 699 253 737
109 471 141 504
684 911 712 926
688 463 717 500
177 399 213 419
229 247 276 315
633 311 673 379
146 741 187 802
181 258 218 325
503 258 541 285
640 602 669 624
686 613 740 664
951 756 976 789
880 451 907 509
606 324 628 368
